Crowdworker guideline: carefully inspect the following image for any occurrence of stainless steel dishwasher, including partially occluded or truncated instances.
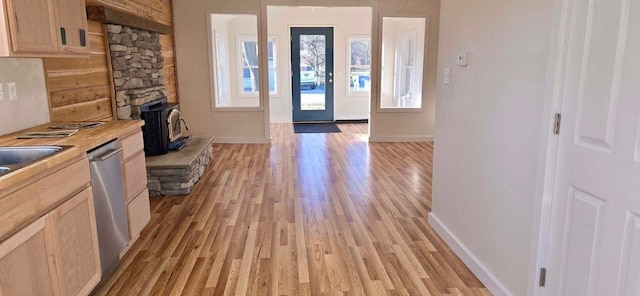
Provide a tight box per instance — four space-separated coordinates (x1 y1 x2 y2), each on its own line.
87 139 130 279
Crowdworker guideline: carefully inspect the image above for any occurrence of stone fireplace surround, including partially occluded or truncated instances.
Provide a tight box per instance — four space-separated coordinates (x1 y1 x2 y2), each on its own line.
106 24 167 120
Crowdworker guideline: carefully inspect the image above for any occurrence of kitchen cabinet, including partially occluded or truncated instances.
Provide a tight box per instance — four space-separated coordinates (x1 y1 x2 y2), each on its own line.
0 216 58 296
0 0 89 56
53 0 89 54
0 157 101 296
48 187 101 296
119 130 151 249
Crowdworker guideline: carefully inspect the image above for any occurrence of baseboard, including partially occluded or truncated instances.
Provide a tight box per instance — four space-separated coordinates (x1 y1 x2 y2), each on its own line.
428 213 512 296
368 135 434 142
212 137 271 144
270 118 291 123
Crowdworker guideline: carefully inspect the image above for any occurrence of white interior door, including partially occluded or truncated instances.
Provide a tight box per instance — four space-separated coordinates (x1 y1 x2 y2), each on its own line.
546 0 640 294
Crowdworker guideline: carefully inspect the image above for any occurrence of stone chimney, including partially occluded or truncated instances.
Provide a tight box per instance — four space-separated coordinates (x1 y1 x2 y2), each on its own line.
106 24 167 120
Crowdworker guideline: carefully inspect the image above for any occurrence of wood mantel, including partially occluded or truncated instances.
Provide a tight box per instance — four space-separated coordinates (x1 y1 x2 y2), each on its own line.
87 6 172 35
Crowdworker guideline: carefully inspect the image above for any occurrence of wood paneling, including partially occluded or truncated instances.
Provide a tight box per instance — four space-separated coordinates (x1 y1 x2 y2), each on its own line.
44 20 113 122
86 0 172 26
160 34 178 103
94 124 490 295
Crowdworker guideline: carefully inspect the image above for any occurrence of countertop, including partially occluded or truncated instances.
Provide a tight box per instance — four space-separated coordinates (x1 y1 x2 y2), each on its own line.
0 120 144 194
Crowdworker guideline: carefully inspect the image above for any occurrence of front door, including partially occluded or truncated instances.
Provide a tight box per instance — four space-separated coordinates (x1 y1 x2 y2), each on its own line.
291 27 334 122
546 0 640 294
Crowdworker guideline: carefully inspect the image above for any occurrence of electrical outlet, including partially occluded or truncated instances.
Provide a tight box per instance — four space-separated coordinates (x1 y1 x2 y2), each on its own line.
8 82 17 101
0 83 4 102
443 68 451 85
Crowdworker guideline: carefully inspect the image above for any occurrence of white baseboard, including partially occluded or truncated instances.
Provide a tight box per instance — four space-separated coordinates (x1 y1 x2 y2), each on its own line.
212 137 271 144
368 135 434 142
428 213 512 296
270 118 291 123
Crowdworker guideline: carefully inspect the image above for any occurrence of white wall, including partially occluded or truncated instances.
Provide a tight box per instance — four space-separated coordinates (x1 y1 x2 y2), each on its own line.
267 6 372 122
430 0 555 295
174 0 270 143
0 58 50 135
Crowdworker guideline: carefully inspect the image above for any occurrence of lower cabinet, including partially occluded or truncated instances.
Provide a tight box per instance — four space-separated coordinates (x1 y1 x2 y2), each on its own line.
0 216 57 296
49 187 101 296
0 187 101 296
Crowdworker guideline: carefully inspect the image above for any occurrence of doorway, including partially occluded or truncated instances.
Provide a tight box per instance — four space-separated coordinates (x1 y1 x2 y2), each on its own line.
291 27 334 122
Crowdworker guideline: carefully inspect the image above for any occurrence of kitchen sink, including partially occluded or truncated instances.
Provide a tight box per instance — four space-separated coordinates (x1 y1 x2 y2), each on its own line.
0 146 64 166
0 146 71 177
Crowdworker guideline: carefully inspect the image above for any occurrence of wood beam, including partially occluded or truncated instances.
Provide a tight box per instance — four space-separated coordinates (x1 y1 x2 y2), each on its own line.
86 6 172 35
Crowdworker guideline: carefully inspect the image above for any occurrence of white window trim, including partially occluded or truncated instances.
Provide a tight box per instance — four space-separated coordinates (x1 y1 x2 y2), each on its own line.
377 15 429 113
214 32 230 106
347 35 372 96
207 11 264 112
236 35 279 98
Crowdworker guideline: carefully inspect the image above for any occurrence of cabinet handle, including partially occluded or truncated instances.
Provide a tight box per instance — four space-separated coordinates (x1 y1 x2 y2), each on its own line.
60 27 66 45
80 29 86 47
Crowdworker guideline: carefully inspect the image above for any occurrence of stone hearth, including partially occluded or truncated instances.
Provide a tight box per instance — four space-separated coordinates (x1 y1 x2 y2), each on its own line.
145 137 215 196
106 24 167 120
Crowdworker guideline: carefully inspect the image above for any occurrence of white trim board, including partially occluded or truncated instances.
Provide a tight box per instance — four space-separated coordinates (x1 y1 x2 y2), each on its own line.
368 135 433 142
270 118 292 123
212 137 272 144
428 213 512 296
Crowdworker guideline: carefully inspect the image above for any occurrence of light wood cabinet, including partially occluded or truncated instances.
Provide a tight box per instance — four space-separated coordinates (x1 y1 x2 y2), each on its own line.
48 187 101 296
0 0 89 56
2 0 58 54
0 216 58 296
119 131 151 252
53 0 89 54
0 158 101 296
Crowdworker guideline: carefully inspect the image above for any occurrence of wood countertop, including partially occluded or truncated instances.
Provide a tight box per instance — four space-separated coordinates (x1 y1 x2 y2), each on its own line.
0 120 144 194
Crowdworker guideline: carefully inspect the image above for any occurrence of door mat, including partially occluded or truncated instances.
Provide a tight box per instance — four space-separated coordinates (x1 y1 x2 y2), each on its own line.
294 123 342 134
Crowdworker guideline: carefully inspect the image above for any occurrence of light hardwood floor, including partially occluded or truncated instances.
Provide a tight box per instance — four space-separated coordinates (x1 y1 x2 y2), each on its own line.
94 123 489 295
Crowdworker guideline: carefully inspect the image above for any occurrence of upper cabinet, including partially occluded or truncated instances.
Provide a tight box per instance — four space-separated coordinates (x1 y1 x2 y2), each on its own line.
0 0 90 57
54 0 89 54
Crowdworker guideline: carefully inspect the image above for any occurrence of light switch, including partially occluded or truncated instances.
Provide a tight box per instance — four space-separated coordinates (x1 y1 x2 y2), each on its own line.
457 52 469 66
8 82 17 101
0 83 3 102
443 68 451 85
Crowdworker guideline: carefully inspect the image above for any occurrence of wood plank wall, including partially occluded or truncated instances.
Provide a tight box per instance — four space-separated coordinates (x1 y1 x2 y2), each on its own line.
89 0 179 103
44 21 114 122
45 0 179 122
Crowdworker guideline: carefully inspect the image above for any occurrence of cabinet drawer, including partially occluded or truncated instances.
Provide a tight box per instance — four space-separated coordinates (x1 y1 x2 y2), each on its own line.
0 157 90 241
122 152 147 203
126 189 150 240
121 131 144 161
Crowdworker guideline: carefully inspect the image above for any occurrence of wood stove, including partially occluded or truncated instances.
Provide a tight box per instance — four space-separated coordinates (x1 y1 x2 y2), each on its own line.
139 98 181 156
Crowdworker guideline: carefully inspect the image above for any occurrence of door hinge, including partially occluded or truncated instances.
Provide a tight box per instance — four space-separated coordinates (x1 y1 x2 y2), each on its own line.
553 113 562 135
539 268 547 287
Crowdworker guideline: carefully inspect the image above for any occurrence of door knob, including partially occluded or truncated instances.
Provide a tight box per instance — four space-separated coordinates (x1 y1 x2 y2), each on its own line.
329 79 333 83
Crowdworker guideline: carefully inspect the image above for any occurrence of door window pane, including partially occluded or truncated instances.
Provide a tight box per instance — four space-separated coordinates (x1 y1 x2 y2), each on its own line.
381 17 426 109
300 35 326 110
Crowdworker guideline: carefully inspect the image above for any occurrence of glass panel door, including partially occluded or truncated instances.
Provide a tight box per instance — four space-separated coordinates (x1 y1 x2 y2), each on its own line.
291 27 334 121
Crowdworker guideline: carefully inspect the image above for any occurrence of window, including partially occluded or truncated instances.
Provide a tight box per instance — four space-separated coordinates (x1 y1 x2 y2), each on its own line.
348 36 371 93
380 17 426 109
214 34 230 106
209 13 260 108
237 36 278 97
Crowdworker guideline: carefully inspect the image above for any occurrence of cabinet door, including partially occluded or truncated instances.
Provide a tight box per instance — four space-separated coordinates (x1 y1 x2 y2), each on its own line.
123 152 148 203
0 216 59 296
53 0 89 54
49 187 101 296
4 0 58 53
